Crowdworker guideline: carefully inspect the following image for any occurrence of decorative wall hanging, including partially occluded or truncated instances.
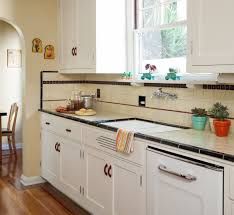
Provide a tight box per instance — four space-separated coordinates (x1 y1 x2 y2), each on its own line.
44 45 55 59
32 38 42 53
7 49 22 68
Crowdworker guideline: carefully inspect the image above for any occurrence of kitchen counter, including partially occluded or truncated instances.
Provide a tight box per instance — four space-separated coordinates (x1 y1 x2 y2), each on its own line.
39 109 234 162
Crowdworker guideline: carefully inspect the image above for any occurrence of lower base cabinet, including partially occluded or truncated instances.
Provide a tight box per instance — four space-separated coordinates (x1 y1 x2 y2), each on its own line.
41 126 146 215
84 146 145 215
59 137 85 204
84 147 113 215
113 160 145 215
41 130 60 187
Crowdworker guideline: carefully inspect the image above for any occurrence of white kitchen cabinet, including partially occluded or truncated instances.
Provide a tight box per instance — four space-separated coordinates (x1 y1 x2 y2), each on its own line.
187 0 234 73
59 0 96 73
84 146 145 215
84 146 113 215
59 137 84 203
113 160 145 215
41 130 60 186
96 0 128 73
59 0 130 74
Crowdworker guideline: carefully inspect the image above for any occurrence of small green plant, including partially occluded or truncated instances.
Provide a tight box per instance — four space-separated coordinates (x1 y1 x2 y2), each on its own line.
191 108 207 117
209 102 229 120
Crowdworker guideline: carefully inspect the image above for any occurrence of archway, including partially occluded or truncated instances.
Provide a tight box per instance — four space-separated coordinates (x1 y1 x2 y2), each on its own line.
0 17 25 171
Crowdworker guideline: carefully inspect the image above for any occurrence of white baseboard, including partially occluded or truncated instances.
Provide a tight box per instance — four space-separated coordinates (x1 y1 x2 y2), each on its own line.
2 142 22 150
20 175 46 186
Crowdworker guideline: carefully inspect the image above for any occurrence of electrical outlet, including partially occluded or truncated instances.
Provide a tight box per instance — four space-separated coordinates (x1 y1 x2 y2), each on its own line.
139 96 146 107
97 89 101 98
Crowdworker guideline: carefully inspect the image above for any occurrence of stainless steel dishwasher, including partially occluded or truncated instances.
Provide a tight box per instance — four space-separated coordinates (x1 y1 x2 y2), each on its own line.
147 146 223 215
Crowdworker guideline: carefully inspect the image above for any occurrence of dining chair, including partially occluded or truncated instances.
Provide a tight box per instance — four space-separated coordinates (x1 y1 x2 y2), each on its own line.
1 103 19 155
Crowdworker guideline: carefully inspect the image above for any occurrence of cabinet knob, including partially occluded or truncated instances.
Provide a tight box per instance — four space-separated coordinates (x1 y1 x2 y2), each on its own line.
104 164 108 176
45 122 50 125
108 165 112 178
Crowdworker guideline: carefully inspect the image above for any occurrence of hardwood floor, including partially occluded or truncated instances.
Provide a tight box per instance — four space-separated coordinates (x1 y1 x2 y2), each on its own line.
0 149 89 215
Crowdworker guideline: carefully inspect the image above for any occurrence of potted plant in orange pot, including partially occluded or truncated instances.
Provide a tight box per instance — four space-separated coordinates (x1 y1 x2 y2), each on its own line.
209 102 231 137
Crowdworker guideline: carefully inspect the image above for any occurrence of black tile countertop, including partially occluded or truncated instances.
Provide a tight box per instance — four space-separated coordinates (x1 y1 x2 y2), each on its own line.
39 109 234 163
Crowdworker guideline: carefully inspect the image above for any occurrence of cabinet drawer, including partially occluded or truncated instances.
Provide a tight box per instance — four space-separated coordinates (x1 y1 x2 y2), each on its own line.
41 113 82 142
57 117 82 142
41 113 58 131
83 126 145 166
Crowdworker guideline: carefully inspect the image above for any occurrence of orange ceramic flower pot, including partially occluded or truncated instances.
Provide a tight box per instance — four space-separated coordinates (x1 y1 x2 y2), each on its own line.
213 120 231 137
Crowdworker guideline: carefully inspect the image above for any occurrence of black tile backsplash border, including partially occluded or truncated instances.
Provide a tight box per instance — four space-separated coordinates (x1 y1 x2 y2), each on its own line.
39 109 234 163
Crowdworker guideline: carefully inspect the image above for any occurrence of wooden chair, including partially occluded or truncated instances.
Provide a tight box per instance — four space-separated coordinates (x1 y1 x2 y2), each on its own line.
1 103 18 155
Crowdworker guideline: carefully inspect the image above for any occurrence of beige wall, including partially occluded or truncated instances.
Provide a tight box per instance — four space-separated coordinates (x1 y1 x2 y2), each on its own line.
0 20 23 145
0 0 58 177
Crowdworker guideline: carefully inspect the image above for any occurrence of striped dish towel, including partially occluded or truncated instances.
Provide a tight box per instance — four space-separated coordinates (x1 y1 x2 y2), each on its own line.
116 128 135 154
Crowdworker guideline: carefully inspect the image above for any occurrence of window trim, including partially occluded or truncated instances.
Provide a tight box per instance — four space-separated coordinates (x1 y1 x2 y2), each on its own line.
133 0 187 77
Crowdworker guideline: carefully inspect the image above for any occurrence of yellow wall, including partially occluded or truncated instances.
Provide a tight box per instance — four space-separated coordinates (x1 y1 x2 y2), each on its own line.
0 0 58 176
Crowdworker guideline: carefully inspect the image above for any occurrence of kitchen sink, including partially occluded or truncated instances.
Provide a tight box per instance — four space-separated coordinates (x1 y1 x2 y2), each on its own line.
101 119 182 134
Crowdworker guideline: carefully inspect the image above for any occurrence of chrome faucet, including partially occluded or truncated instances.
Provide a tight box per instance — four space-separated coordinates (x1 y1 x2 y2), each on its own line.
151 88 178 100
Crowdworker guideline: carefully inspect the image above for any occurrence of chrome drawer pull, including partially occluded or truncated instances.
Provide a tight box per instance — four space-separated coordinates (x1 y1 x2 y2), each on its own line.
158 165 197 182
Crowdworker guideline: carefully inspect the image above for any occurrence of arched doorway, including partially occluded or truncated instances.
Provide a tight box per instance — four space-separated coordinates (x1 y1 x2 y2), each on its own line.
0 18 25 169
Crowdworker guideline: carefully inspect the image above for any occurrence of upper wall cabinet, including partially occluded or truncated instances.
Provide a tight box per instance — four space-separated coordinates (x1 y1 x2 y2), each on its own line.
58 0 131 74
59 0 96 73
187 0 234 73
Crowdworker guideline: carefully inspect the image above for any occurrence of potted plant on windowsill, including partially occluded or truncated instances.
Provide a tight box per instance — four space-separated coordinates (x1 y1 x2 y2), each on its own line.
209 102 231 137
191 108 207 131
141 64 157 80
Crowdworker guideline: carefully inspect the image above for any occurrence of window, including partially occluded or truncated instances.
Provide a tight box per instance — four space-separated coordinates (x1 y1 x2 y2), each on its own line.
135 0 187 78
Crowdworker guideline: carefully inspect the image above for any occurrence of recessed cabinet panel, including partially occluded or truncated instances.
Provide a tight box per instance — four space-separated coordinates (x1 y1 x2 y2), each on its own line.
84 147 113 215
41 130 59 185
75 0 96 69
188 0 234 73
59 0 76 69
96 0 127 73
113 162 145 215
59 138 84 202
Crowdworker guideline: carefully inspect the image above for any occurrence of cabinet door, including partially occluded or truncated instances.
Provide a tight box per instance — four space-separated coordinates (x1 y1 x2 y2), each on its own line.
96 0 127 73
59 0 76 70
188 0 234 73
74 0 96 70
41 130 59 185
59 137 84 203
84 147 112 215
113 161 145 215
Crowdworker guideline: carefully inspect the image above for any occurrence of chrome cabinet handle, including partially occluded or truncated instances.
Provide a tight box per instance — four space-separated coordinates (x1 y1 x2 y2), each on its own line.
158 164 197 182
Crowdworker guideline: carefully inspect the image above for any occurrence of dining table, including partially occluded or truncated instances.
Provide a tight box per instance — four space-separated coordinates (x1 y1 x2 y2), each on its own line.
0 111 7 159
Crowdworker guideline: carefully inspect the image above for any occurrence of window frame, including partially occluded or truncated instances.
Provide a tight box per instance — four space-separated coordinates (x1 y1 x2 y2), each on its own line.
133 0 187 78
